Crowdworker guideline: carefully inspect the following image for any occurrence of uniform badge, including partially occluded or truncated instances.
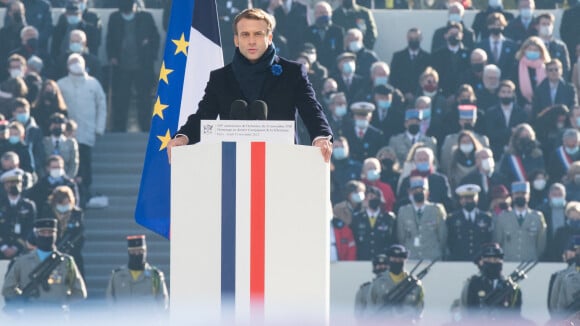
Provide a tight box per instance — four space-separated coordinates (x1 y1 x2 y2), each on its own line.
477 220 487 228
478 290 486 297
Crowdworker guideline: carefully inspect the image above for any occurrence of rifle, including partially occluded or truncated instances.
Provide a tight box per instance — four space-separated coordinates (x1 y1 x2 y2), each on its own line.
482 260 538 307
18 252 65 299
382 259 438 306
56 230 83 254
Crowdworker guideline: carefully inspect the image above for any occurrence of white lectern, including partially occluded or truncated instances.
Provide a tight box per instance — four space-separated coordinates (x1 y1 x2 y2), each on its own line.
170 123 330 324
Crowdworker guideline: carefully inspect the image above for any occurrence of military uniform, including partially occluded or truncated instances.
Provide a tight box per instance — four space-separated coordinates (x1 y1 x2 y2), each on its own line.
493 209 547 261
554 266 580 315
351 210 396 260
368 271 424 319
106 263 168 309
465 275 522 316
548 264 576 318
2 249 86 303
396 202 448 260
355 280 372 319
446 209 493 261
0 195 37 258
47 208 85 276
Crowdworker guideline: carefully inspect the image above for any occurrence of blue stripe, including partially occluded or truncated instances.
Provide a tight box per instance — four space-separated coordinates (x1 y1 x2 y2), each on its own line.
221 142 236 301
192 0 221 47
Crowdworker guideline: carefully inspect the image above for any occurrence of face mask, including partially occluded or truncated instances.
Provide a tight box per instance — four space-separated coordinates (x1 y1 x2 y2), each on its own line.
520 8 533 19
408 123 420 135
498 202 509 210
50 168 64 179
66 15 81 25
342 61 355 75
381 158 394 170
460 143 474 154
499 96 513 105
408 39 420 50
423 83 437 93
472 63 485 73
389 262 404 275
8 135 19 144
550 197 565 207
366 169 380 182
448 13 462 23
369 198 381 210
513 196 527 208
350 191 365 203
566 146 579 155
122 12 135 21
69 62 84 75
10 13 23 26
36 235 56 251
334 105 347 117
448 35 460 46
464 201 477 212
26 38 38 50
9 68 23 79
56 204 71 213
463 123 474 130
333 147 347 160
533 179 546 191
416 162 430 172
525 50 541 61
374 76 388 87
412 191 425 203
51 127 63 137
422 109 432 120
539 25 553 37
481 158 494 172
349 41 363 53
128 253 146 270
488 27 503 36
518 138 536 154
482 262 502 279
8 185 21 196
16 112 29 124
69 42 83 53
315 15 330 27
377 100 391 110
355 119 369 129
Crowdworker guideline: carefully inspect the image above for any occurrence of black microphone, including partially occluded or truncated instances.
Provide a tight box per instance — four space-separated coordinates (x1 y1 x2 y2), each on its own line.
229 99 248 120
249 100 268 120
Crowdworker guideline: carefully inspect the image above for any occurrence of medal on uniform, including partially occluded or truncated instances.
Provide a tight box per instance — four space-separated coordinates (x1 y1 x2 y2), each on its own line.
478 290 486 297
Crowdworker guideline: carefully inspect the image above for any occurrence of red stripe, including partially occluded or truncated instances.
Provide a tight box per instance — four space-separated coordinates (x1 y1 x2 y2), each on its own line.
250 142 266 311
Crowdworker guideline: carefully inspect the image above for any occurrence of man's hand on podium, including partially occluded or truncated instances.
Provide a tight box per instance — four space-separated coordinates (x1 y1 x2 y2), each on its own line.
313 137 332 163
167 135 189 163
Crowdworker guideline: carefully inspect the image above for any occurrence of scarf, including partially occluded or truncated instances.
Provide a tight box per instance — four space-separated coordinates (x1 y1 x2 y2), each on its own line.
518 57 546 103
231 44 276 103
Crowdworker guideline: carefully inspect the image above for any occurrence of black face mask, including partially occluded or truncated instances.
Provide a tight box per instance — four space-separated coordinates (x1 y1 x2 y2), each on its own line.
51 127 63 137
482 262 502 279
472 63 485 73
463 123 474 130
408 39 420 50
389 261 404 275
488 27 503 36
36 235 56 251
413 191 425 203
26 38 38 50
498 202 509 210
369 198 381 210
513 196 527 208
381 158 394 171
448 36 460 46
9 13 23 26
128 253 146 270
8 185 21 196
408 123 420 135
499 96 513 105
464 201 476 212
518 138 535 154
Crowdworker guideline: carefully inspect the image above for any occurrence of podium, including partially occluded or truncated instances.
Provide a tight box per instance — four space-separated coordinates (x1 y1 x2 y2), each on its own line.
170 134 330 323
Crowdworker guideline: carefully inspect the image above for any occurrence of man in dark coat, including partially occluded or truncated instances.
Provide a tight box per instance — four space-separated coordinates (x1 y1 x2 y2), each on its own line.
390 28 431 98
332 0 377 50
303 1 344 70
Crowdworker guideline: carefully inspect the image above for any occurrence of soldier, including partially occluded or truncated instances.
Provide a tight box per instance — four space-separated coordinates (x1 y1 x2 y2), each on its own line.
354 253 388 320
106 235 168 310
447 184 493 261
493 181 547 261
548 236 579 320
342 101 384 163
464 243 522 322
0 169 37 260
368 244 424 321
2 218 87 307
396 176 447 260
350 185 396 260
551 235 580 320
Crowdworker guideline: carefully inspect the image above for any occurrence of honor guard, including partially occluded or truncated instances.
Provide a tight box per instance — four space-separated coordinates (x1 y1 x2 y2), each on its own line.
550 236 580 319
106 235 168 310
355 253 388 320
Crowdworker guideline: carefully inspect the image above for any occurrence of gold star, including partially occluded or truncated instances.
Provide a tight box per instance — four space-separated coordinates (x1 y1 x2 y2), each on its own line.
153 97 169 120
157 129 171 151
159 61 173 84
172 33 189 56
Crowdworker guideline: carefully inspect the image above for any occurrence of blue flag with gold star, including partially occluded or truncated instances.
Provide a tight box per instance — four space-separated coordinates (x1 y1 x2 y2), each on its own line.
135 0 223 238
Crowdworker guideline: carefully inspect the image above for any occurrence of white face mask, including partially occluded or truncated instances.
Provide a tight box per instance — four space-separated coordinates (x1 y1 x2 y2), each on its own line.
533 179 546 191
349 41 363 53
539 25 553 37
355 119 369 129
350 191 365 203
50 168 64 179
459 143 474 154
480 158 494 172
9 68 23 78
68 62 85 75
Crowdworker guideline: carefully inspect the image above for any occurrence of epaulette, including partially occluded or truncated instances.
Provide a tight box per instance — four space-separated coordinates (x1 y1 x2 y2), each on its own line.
359 281 370 289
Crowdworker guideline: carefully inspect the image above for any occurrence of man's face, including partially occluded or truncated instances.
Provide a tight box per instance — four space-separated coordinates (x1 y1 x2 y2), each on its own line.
564 135 579 148
549 187 564 199
8 60 23 72
483 71 500 89
70 33 84 45
547 64 562 81
354 113 371 122
407 30 420 43
460 195 477 207
314 4 331 18
414 151 430 165
234 18 272 63
48 161 64 172
371 66 389 81
330 95 347 111
9 128 21 140
22 29 37 44
498 86 514 98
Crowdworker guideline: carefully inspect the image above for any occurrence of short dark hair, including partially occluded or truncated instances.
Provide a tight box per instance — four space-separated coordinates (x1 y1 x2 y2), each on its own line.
233 8 274 35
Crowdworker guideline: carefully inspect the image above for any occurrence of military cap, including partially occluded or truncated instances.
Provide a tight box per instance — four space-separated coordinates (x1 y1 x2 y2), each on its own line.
336 52 356 63
350 102 375 115
479 242 504 259
0 169 22 183
491 185 509 200
372 254 389 274
410 176 428 189
511 181 530 194
458 104 477 120
455 184 481 196
386 244 409 258
49 113 68 124
34 218 57 231
373 84 394 96
127 235 146 249
405 109 423 121
66 0 80 12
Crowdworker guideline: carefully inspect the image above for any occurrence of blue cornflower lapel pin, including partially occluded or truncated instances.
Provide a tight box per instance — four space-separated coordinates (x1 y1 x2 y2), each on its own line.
271 64 282 76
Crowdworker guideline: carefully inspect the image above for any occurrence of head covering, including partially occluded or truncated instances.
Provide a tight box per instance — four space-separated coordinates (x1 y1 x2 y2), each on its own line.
456 184 481 196
373 84 394 96
511 181 530 194
34 218 57 231
491 185 509 200
410 176 428 189
0 169 22 183
127 235 146 249
405 109 423 121
386 244 409 258
336 52 356 63
350 102 375 115
479 242 504 259
66 0 80 12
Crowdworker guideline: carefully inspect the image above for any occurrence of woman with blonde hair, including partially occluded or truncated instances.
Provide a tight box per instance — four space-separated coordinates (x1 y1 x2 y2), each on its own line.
564 162 580 201
498 123 545 184
447 130 484 190
515 36 550 109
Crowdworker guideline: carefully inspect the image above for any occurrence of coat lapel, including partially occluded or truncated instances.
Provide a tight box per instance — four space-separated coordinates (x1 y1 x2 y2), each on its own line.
260 56 281 100
226 65 243 100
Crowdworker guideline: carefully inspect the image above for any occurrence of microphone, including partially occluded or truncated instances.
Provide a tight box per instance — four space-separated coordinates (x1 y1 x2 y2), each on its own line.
249 100 268 120
229 99 248 120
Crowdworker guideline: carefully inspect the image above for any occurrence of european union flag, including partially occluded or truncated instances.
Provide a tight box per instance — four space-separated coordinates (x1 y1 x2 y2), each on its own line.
135 0 223 238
